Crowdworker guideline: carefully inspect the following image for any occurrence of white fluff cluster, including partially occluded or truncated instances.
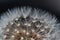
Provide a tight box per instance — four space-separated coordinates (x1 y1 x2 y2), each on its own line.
0 7 60 40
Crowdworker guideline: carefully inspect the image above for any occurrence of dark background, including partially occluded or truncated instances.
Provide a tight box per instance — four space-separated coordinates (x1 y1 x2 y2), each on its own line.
0 0 60 21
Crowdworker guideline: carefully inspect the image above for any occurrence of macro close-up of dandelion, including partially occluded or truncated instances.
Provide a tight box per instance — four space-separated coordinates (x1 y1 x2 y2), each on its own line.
0 7 60 40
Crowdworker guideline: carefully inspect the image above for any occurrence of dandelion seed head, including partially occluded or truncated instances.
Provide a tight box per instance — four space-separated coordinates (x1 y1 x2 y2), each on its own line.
0 7 60 40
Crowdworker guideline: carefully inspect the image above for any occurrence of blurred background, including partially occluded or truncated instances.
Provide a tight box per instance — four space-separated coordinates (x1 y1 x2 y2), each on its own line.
0 0 60 21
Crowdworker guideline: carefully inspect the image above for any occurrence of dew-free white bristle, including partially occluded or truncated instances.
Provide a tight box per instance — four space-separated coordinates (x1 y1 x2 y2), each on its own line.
0 7 60 40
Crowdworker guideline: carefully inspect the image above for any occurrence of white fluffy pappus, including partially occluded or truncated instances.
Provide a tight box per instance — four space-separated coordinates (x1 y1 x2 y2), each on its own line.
0 7 60 40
